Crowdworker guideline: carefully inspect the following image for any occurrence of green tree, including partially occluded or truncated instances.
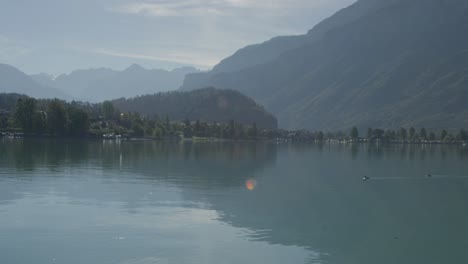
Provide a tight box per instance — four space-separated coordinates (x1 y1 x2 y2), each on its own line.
457 129 468 141
446 133 455 142
132 123 144 137
247 123 258 139
14 98 37 133
409 127 416 140
398 128 407 140
165 115 171 131
145 127 154 137
237 123 246 139
441 130 448 141
102 101 115 120
67 107 89 136
184 118 190 127
32 111 46 134
47 99 67 135
0 115 8 129
154 127 163 139
420 128 427 140
350 126 359 139
373 129 385 140
183 126 193 138
194 120 201 137
367 128 373 139
317 131 324 141
211 123 221 138
384 129 396 141
228 120 235 139
118 112 132 128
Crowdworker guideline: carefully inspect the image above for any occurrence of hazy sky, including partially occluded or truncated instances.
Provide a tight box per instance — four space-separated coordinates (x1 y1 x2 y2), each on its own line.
0 0 355 75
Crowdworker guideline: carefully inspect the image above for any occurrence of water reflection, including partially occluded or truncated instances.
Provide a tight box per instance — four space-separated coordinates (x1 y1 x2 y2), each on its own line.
0 138 278 210
201 143 468 264
1 139 468 264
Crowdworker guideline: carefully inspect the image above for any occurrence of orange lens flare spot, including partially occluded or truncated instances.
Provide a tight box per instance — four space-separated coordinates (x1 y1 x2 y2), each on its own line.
246 179 257 191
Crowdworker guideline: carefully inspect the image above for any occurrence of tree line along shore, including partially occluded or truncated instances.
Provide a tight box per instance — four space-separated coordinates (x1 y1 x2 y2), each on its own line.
1 97 467 144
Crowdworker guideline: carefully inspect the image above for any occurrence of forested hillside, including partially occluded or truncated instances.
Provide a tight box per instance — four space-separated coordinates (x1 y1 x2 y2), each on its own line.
181 0 468 131
112 88 277 129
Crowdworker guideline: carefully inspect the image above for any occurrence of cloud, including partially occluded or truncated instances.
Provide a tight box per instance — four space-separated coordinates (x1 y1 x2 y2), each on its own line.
109 0 335 17
84 48 219 69
1 0 355 74
101 0 356 69
110 0 226 17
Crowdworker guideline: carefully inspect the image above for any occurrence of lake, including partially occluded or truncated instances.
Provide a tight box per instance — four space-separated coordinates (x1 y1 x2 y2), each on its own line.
1 138 468 264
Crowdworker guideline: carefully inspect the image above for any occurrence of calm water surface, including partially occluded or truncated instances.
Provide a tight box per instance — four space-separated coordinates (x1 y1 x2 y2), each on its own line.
1 138 468 264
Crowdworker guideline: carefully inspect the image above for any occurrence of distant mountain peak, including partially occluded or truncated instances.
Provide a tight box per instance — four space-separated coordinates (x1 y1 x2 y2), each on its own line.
25 64 200 102
125 64 145 72
0 63 71 100
33 72 55 80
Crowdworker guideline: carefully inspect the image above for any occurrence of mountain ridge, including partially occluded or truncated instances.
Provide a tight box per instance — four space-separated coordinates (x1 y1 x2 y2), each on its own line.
180 0 468 130
32 64 200 102
111 87 278 129
0 63 71 100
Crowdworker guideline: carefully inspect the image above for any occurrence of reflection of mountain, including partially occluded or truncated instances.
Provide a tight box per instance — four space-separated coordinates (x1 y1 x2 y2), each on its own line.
2 140 468 264
180 144 468 264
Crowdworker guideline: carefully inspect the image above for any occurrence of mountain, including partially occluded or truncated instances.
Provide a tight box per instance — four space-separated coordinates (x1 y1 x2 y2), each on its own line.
181 0 468 131
32 65 199 102
183 0 397 82
28 73 56 88
0 63 70 100
112 87 278 129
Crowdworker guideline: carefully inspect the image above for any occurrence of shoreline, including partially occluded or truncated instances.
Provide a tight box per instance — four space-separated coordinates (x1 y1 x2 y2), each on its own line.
1 132 467 146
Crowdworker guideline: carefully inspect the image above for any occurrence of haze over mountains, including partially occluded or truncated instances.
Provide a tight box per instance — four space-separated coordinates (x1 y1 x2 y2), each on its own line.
3 0 468 131
0 63 69 100
31 64 199 102
181 0 468 130
1 62 279 128
1 63 199 102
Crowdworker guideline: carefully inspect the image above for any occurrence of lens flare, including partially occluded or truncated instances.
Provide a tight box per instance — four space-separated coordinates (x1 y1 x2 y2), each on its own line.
246 179 257 191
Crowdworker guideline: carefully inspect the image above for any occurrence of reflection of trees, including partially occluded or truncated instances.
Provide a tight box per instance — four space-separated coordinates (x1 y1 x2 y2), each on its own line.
350 144 359 159
189 143 468 264
2 139 468 264
111 140 278 189
1 139 277 181
0 139 277 203
2 138 94 171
